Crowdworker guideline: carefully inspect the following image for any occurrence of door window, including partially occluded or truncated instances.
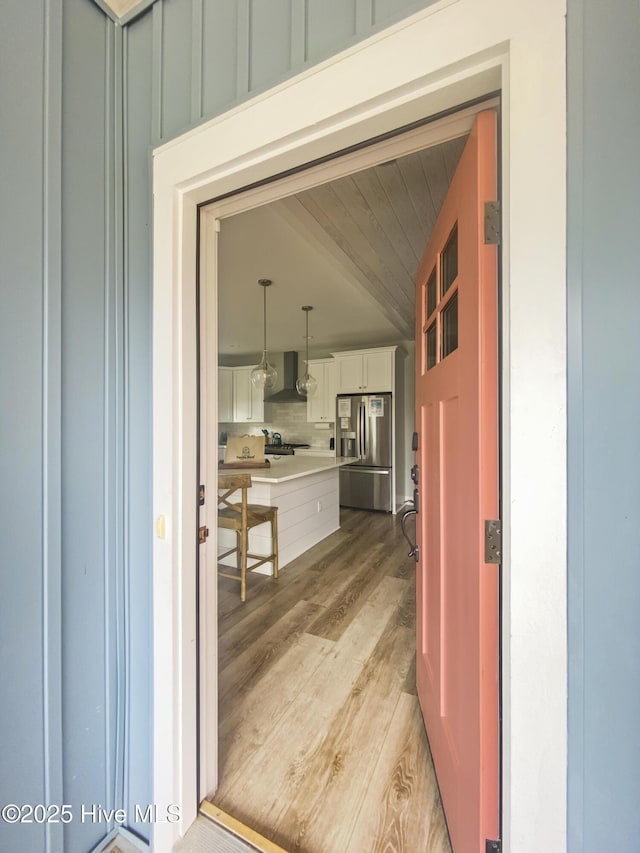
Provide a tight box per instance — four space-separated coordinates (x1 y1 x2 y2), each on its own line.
423 220 459 370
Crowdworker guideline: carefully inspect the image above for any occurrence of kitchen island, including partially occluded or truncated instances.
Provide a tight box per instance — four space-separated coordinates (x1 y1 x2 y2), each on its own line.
218 456 351 573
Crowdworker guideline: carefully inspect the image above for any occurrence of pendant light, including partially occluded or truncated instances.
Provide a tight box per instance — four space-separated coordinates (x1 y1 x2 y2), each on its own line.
251 279 277 390
296 305 318 398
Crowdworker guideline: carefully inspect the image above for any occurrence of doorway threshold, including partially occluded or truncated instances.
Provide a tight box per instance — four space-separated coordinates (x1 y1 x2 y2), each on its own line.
200 802 289 853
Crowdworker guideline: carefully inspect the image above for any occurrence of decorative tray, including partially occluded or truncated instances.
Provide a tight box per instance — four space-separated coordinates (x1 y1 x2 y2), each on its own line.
218 460 271 469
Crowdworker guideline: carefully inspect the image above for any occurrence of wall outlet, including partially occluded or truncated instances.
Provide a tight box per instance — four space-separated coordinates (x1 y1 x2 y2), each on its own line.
317 500 323 513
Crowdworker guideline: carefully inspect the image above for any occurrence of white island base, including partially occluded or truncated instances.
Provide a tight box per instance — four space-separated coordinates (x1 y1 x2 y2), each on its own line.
218 456 351 575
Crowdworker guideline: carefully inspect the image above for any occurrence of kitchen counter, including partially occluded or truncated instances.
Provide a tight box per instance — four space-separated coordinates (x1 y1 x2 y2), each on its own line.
240 455 350 484
218 457 351 574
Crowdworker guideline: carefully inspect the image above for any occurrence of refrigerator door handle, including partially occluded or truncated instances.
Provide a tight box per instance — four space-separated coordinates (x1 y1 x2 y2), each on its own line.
362 402 367 458
358 403 364 459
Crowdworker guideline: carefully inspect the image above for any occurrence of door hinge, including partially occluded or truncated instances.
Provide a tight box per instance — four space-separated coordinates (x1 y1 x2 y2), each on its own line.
484 519 502 563
486 840 502 853
484 200 501 244
199 484 205 506
198 525 209 544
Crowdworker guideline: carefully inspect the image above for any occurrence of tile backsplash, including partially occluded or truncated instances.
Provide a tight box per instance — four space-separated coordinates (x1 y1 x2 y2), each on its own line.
220 401 334 450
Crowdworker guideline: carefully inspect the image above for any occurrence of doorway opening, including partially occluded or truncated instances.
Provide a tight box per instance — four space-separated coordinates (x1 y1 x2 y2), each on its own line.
150 7 568 849
197 98 499 851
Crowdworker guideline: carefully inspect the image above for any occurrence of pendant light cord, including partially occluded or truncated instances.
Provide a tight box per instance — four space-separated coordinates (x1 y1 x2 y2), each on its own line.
263 283 267 353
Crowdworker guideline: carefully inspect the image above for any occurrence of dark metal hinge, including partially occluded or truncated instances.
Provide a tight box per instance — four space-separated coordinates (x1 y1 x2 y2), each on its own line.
199 484 205 506
484 200 501 244
484 519 502 563
486 840 501 853
198 526 209 544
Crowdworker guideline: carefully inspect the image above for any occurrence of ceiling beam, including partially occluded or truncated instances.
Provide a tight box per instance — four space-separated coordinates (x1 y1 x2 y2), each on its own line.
274 196 414 340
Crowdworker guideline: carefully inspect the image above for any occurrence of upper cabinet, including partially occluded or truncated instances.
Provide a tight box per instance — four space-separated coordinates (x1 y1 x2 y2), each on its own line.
306 358 336 423
332 346 397 394
232 365 264 422
218 367 233 421
218 365 264 423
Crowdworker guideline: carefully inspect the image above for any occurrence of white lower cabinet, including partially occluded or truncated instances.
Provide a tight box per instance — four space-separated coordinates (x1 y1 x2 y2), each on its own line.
306 358 336 423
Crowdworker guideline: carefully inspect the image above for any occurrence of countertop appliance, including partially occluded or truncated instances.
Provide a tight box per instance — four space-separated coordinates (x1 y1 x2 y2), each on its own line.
264 442 310 456
335 393 392 512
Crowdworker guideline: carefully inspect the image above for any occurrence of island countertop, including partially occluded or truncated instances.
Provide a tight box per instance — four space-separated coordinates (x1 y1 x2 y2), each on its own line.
228 455 352 484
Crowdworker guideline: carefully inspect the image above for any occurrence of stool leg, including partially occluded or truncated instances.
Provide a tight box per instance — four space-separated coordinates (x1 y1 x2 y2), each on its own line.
240 525 248 602
271 512 279 580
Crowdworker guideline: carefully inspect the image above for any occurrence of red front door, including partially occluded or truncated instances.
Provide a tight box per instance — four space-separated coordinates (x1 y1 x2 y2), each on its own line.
415 110 500 853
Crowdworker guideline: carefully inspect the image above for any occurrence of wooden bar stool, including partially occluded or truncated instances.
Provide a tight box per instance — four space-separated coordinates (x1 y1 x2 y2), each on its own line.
217 472 279 602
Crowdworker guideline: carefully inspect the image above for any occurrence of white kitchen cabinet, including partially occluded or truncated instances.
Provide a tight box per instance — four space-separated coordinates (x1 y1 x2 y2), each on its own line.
332 346 397 394
333 353 362 394
362 349 395 392
231 365 264 423
307 358 336 423
218 367 233 421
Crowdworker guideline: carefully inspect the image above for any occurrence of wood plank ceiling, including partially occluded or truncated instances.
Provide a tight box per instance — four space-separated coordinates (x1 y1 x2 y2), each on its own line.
278 135 468 341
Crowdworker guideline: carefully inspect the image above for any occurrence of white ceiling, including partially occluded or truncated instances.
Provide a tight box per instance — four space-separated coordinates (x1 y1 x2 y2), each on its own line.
217 135 467 357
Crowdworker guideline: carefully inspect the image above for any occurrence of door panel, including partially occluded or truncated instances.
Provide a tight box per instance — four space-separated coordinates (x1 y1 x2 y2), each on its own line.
415 110 499 853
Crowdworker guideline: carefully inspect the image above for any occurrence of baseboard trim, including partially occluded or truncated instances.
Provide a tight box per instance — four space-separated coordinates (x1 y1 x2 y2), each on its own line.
200 801 289 853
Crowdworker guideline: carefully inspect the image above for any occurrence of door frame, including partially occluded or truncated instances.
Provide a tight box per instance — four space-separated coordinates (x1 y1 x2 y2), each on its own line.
151 2 567 852
198 93 494 830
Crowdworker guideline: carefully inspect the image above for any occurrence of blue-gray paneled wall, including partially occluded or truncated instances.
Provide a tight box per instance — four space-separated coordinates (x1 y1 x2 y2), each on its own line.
567 1 640 850
61 1 125 851
8 0 640 850
1 0 131 851
1 2 63 851
3 1 441 850
122 8 155 839
135 0 437 145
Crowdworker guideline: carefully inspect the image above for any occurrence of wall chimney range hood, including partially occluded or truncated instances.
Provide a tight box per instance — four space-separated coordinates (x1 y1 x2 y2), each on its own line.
265 352 305 402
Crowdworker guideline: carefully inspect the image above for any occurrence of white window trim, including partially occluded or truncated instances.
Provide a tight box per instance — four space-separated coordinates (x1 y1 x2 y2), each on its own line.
151 2 567 851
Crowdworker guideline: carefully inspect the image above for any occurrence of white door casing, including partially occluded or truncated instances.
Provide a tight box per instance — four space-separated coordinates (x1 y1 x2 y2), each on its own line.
151 1 567 851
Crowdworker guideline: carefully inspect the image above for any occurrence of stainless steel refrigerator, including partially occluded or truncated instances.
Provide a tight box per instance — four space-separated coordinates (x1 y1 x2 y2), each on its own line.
336 392 393 512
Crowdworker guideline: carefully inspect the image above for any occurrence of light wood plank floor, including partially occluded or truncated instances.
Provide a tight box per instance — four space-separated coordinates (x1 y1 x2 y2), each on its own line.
211 508 452 853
